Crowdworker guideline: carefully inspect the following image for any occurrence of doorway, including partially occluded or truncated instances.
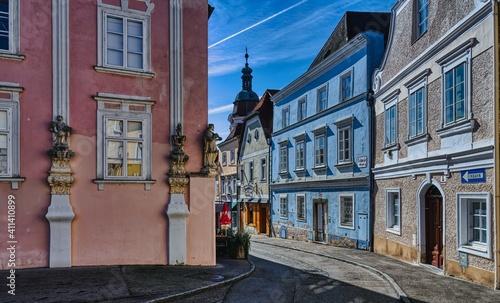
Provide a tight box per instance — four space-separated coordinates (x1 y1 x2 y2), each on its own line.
424 186 443 269
313 199 328 242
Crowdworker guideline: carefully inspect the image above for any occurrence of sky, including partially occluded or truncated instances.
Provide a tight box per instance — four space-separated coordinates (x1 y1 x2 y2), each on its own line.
208 0 395 140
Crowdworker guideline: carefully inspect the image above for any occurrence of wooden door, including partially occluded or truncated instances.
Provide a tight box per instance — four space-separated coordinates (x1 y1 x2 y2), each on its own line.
425 191 443 269
314 199 327 242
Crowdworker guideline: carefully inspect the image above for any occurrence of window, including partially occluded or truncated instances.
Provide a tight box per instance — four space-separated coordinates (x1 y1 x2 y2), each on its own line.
254 129 259 141
314 133 326 167
97 1 153 75
221 177 226 194
0 0 9 51
95 93 153 189
248 161 254 182
230 149 235 164
279 142 288 174
444 63 466 125
298 97 306 121
297 194 306 221
385 104 397 146
339 194 354 229
457 193 491 258
246 132 251 144
416 0 428 38
282 106 290 128
340 70 352 101
280 195 288 218
0 0 21 57
337 124 352 164
404 70 430 140
317 86 328 112
386 189 400 234
222 152 227 166
0 84 22 189
260 158 266 181
232 178 236 195
295 139 305 170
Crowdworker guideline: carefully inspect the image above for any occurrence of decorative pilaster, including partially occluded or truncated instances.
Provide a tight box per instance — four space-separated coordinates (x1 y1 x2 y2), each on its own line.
46 116 75 268
166 123 190 265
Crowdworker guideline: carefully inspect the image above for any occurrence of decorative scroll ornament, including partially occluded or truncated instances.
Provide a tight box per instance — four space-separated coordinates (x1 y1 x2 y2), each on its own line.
168 123 190 194
201 124 222 176
47 116 74 195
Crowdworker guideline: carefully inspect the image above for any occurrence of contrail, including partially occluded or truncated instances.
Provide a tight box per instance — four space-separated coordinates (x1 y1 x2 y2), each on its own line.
208 0 309 49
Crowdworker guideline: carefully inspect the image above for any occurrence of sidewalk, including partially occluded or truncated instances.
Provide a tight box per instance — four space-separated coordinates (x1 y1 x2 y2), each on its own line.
251 235 500 303
0 256 254 303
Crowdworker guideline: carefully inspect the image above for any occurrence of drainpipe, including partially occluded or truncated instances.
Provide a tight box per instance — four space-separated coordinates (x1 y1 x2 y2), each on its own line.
493 0 500 290
367 89 375 252
268 137 273 237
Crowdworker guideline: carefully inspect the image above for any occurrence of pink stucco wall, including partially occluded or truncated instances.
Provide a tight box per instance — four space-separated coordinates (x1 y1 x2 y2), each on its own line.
0 1 53 269
0 0 212 268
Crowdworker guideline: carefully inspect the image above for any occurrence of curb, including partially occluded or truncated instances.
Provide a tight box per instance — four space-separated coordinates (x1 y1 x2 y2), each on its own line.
252 239 410 303
146 259 256 303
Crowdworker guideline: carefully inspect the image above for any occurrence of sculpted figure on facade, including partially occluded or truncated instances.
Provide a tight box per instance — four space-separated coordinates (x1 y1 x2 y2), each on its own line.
203 124 222 168
47 115 74 195
168 123 189 194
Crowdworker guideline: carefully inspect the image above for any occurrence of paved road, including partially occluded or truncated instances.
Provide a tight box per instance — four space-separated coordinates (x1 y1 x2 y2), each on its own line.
169 241 399 303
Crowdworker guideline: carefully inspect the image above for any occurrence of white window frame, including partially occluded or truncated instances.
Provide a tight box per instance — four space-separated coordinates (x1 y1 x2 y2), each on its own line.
0 83 22 189
220 177 226 194
0 0 22 60
280 194 288 219
384 99 397 147
282 106 290 128
295 138 305 171
340 69 353 102
314 132 326 168
97 0 153 77
404 70 430 140
221 152 227 166
296 194 306 221
230 149 235 164
95 93 154 190
260 157 266 181
279 140 288 174
457 193 491 259
386 188 401 235
437 42 473 130
297 96 307 121
339 193 354 229
336 122 352 165
317 85 328 112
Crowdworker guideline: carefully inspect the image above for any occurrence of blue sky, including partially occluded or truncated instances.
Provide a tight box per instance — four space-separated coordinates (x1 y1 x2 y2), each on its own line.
208 0 395 139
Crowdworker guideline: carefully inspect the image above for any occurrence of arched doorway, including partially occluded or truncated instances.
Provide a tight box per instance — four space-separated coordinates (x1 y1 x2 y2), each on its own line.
424 185 443 269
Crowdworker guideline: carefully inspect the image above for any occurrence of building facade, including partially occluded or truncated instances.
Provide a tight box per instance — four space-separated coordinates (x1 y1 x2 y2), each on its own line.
237 89 277 235
372 0 496 287
0 0 215 268
217 51 260 230
271 12 390 250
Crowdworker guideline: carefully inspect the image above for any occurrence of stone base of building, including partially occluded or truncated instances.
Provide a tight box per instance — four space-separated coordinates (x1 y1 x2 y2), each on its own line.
373 236 418 263
272 223 309 242
446 259 494 288
329 235 357 249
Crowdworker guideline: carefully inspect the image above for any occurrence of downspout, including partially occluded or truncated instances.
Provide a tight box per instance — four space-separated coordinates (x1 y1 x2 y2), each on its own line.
367 89 375 252
268 137 274 237
493 0 500 290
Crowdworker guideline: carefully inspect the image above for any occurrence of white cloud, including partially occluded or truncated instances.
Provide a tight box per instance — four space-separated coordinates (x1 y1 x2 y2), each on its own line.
208 104 234 115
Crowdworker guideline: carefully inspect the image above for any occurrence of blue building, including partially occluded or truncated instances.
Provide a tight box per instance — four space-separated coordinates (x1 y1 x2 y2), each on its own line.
270 12 390 250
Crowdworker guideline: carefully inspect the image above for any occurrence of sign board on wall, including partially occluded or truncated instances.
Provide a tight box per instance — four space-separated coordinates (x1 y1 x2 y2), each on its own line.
357 156 367 168
461 169 486 183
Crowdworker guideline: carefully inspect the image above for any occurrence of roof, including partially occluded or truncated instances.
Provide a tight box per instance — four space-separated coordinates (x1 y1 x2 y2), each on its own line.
308 11 391 70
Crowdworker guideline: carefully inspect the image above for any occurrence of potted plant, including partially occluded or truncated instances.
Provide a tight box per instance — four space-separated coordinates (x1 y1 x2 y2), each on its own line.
227 229 251 259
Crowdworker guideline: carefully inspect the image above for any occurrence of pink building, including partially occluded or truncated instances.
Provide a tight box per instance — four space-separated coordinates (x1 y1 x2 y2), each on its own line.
0 0 215 268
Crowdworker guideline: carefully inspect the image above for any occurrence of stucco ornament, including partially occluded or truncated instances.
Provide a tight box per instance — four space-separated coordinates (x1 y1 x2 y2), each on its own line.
168 123 190 194
202 123 222 176
47 116 74 195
